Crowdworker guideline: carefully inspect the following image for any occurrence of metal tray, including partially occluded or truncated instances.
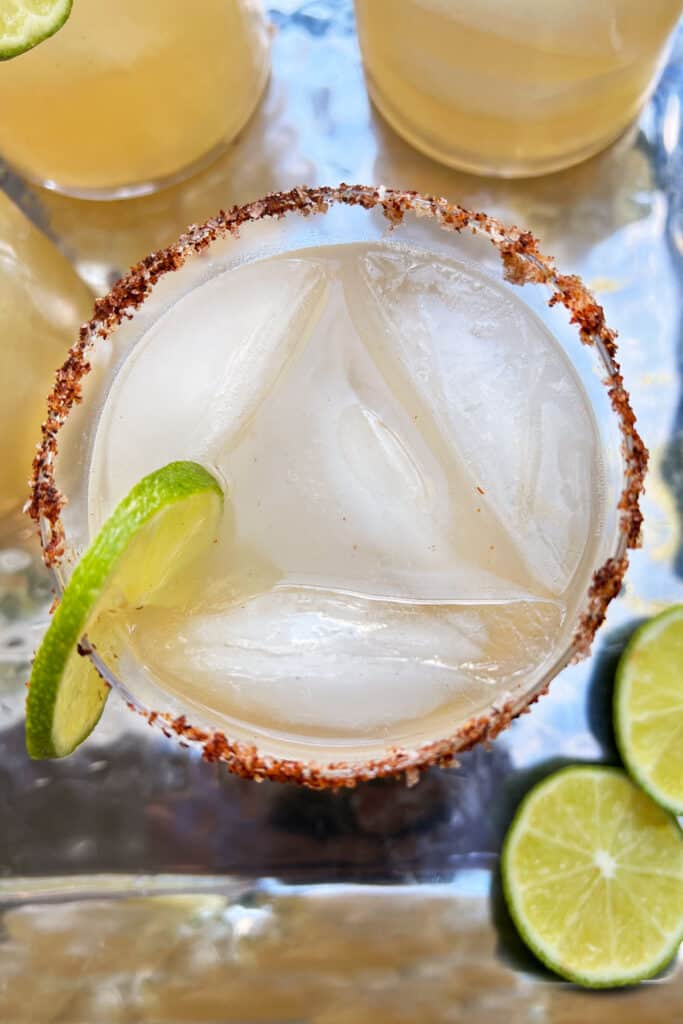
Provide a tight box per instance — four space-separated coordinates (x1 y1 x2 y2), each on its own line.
0 3 681 1020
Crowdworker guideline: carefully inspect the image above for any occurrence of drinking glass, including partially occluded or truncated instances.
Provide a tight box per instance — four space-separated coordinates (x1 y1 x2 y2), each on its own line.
0 0 270 199
29 185 645 786
354 0 683 176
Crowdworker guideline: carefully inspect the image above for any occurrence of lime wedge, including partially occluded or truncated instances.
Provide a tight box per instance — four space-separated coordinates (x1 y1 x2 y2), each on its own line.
615 606 683 814
26 461 223 759
0 0 72 60
502 765 683 988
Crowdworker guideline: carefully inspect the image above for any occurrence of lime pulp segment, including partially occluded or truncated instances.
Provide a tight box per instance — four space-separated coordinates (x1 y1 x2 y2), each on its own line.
502 765 683 988
0 0 72 60
26 461 223 759
615 606 683 814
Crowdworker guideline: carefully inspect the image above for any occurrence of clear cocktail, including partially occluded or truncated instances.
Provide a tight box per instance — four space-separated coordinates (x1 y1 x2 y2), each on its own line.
355 0 682 176
0 0 270 198
30 186 644 783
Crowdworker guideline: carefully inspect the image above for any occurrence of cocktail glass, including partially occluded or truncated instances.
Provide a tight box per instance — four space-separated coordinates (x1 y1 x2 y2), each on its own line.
354 0 683 177
28 185 646 786
0 0 270 199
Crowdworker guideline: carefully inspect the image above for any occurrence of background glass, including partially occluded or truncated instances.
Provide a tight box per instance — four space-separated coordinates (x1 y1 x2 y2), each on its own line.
0 192 92 521
0 0 271 199
355 0 683 176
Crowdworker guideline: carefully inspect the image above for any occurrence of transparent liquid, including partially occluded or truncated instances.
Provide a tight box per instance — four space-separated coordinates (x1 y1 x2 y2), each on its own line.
0 194 92 520
355 0 682 175
87 242 604 750
0 0 270 196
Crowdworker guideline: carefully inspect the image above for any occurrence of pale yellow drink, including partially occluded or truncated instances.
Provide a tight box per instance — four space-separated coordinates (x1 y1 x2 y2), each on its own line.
0 192 92 519
355 0 682 176
81 241 604 756
0 0 270 198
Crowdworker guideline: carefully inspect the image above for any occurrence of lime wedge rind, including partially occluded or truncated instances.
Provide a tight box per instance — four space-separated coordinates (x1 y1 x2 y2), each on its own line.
0 0 72 60
614 606 683 816
502 765 683 989
26 461 223 759
26 597 108 759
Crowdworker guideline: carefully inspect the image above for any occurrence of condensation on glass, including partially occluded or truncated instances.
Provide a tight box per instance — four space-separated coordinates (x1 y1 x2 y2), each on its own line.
0 193 92 522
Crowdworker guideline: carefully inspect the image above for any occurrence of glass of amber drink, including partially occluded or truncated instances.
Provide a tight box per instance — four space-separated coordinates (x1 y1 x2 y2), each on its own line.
0 192 92 523
30 186 645 785
354 0 683 176
0 0 270 199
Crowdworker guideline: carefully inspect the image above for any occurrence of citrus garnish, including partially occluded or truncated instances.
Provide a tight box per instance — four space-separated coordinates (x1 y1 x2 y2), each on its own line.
614 606 683 814
26 461 223 759
502 765 683 988
0 0 72 60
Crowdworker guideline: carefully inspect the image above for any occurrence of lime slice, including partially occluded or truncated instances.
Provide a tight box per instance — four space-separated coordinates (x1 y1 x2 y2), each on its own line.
502 765 683 988
615 606 683 814
0 1 72 60
26 461 223 759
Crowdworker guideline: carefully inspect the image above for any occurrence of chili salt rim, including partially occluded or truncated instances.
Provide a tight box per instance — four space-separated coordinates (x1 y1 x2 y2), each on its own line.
27 184 647 788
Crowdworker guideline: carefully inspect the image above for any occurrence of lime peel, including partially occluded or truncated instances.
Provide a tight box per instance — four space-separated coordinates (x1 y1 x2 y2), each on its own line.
0 0 72 60
615 605 683 815
26 461 223 759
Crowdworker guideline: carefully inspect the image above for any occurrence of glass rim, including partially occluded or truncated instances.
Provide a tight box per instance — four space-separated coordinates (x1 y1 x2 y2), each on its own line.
27 184 648 788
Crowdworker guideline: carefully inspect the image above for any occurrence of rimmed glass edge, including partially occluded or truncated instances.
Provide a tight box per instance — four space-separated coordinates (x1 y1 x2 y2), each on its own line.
28 184 647 788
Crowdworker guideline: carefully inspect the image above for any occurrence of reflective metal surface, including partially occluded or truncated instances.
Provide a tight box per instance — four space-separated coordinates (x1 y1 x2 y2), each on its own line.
0 2 681 1019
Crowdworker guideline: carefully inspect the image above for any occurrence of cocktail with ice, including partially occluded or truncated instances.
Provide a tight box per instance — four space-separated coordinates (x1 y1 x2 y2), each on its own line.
28 186 645 784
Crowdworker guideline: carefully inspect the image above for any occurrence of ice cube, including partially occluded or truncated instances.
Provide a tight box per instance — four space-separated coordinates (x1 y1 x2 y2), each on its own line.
351 247 598 596
129 591 562 739
89 256 330 525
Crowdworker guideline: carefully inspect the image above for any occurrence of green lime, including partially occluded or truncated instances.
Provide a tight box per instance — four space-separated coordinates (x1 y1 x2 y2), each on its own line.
502 765 683 988
0 1 72 60
615 606 683 814
26 461 223 759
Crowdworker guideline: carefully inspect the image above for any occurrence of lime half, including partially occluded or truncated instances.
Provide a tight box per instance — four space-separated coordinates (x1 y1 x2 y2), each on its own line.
615 606 683 814
502 765 683 988
26 461 223 759
0 0 72 60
